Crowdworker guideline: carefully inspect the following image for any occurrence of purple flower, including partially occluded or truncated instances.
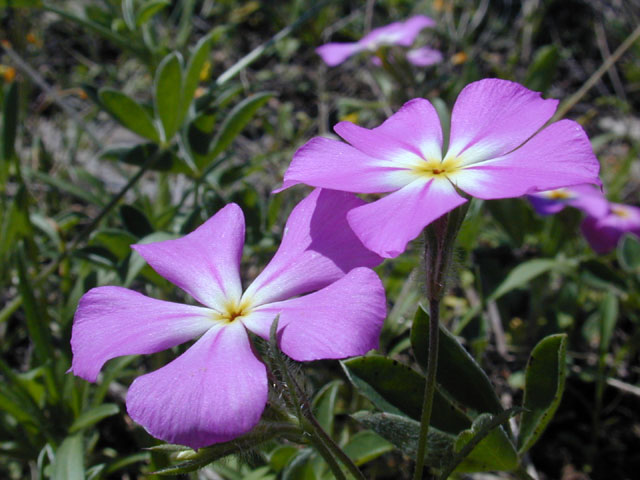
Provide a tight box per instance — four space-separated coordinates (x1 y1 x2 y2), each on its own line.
528 184 608 217
316 15 436 66
406 46 443 66
581 202 640 254
277 79 601 258
70 189 385 448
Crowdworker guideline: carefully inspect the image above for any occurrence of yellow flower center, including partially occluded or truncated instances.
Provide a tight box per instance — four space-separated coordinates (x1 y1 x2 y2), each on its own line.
214 299 252 324
612 206 630 218
411 157 462 179
547 190 572 200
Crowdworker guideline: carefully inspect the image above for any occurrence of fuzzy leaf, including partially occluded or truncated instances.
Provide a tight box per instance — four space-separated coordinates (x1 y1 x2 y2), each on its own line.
411 305 503 415
341 356 470 434
517 334 568 453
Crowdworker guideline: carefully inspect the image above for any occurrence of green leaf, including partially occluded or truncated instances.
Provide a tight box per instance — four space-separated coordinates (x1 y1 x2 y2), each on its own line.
489 258 557 301
524 45 560 92
342 430 394 466
155 53 184 141
2 81 18 162
199 92 273 170
99 89 160 142
121 0 135 30
598 291 618 355
351 411 452 469
617 234 640 272
180 31 215 123
52 434 85 480
90 229 138 260
517 334 568 453
0 0 42 6
28 169 105 206
119 205 154 238
136 0 169 26
16 246 53 364
312 380 341 437
411 305 503 415
69 404 120 433
341 355 470 434
450 413 518 474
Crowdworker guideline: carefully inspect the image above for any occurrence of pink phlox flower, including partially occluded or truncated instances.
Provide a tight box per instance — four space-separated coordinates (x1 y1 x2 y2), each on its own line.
316 14 437 66
528 184 608 217
70 189 386 448
581 201 640 254
406 46 443 67
277 79 602 258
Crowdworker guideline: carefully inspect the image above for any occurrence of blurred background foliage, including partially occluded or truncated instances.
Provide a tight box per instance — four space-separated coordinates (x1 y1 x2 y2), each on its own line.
1 0 639 478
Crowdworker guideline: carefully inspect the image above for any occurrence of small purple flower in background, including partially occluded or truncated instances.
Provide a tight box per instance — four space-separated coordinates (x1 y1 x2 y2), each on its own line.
405 46 443 66
277 79 601 258
581 202 640 254
528 184 608 217
316 15 438 66
70 189 385 449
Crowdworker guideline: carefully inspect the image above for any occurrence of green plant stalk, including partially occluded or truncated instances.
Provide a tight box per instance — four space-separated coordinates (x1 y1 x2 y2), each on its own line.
413 298 440 480
413 204 469 480
268 318 365 480
308 434 348 480
304 410 366 480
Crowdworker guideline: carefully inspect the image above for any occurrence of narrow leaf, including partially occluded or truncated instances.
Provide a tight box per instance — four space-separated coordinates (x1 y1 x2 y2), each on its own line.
69 404 120 433
199 92 273 170
136 0 170 26
411 305 503 416
312 380 341 437
180 31 215 123
154 53 183 141
99 89 160 142
517 334 568 453
16 246 53 363
342 430 394 466
52 434 84 480
617 234 640 272
2 81 18 161
489 258 557 301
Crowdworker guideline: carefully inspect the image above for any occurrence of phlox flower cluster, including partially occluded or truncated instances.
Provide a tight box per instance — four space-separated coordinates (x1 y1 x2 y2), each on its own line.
316 15 442 67
528 185 640 254
71 189 386 448
278 78 602 258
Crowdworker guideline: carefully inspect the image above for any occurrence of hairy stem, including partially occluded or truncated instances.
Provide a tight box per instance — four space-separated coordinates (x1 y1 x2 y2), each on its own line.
413 298 440 480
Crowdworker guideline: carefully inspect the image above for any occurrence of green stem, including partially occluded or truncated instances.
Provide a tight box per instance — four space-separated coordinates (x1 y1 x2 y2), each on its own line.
305 411 366 480
308 435 348 480
413 298 440 480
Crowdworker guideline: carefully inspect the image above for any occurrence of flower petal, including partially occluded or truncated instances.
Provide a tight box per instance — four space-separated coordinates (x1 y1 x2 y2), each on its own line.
244 189 382 306
372 98 443 161
453 120 601 199
276 136 415 194
362 15 435 48
334 121 423 164
581 203 640 254
447 79 558 164
126 321 267 449
346 179 467 258
131 204 244 309
316 43 362 66
243 268 386 361
70 287 214 382
406 47 443 67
